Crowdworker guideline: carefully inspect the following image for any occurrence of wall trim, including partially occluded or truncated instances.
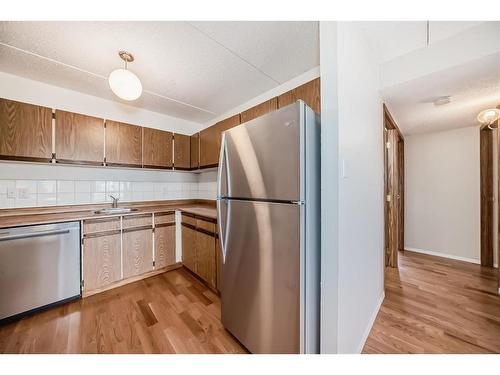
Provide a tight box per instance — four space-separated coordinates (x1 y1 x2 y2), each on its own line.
405 247 481 264
356 291 385 354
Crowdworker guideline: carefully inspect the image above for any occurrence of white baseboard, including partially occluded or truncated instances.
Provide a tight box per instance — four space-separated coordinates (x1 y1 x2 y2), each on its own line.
404 247 480 265
356 291 385 354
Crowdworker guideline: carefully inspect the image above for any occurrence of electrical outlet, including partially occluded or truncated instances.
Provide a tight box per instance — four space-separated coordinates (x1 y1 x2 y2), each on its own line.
7 188 16 199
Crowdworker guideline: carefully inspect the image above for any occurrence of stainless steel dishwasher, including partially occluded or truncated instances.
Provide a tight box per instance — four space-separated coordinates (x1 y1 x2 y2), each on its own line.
0 221 81 321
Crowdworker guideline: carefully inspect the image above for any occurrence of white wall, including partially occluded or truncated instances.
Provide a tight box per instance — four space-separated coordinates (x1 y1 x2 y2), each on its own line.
405 126 481 263
319 21 385 354
336 22 385 353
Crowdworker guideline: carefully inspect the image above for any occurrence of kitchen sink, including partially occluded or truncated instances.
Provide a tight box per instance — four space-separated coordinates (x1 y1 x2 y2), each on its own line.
93 207 139 215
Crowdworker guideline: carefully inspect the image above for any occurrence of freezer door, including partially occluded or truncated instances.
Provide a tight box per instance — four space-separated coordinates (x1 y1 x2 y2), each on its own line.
220 102 303 201
221 199 302 353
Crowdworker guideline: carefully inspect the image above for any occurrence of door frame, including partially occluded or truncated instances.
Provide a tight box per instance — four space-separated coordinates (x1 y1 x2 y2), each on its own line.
480 124 494 267
383 104 405 268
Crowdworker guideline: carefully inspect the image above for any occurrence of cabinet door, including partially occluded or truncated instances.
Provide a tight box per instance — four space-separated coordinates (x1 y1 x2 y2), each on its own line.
190 133 199 169
200 114 240 168
277 78 321 114
143 127 172 168
0 98 52 161
216 236 223 292
105 120 143 167
154 224 176 269
196 231 216 289
174 133 191 170
182 224 197 273
122 228 153 279
83 232 122 291
240 98 278 123
55 110 104 165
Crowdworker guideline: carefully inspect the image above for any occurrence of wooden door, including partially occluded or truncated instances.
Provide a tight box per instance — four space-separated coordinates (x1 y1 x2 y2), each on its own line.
240 98 278 123
200 114 240 168
386 129 400 267
190 133 199 169
105 120 142 167
196 230 216 288
174 133 191 170
397 138 405 252
277 78 321 114
55 110 104 165
154 223 176 269
182 224 197 273
83 232 122 291
122 228 153 278
0 98 52 161
143 127 172 169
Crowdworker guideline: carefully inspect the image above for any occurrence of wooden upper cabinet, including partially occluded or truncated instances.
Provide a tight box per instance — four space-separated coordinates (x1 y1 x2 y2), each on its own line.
200 114 240 168
240 98 278 123
105 120 143 167
55 110 104 165
0 98 52 161
278 78 321 114
143 127 172 169
174 133 191 170
190 133 199 169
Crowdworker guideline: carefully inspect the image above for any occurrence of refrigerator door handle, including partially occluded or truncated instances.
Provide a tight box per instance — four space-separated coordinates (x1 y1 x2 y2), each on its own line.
217 198 229 263
217 133 229 198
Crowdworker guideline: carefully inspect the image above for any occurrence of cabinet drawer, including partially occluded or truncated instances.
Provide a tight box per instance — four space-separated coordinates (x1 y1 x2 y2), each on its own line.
83 217 120 234
182 213 196 226
155 212 175 225
122 214 152 229
196 218 216 234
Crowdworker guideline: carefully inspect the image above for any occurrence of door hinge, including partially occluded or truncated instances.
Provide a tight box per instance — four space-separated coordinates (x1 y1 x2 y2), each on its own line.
153 260 156 267
386 194 391 202
386 141 391 149
81 238 84 245
52 112 56 120
81 279 85 288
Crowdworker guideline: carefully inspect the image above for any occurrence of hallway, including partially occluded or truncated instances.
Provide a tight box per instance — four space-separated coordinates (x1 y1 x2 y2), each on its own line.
363 251 500 353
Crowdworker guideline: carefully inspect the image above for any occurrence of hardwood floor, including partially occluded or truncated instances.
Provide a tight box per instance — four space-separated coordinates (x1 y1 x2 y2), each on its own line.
0 268 247 354
363 251 500 353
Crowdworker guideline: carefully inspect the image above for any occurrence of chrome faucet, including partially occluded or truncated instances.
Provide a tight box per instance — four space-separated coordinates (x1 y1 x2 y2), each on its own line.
109 194 119 208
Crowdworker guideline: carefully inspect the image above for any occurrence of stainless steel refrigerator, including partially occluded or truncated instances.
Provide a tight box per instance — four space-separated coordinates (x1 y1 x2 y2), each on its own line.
216 100 320 354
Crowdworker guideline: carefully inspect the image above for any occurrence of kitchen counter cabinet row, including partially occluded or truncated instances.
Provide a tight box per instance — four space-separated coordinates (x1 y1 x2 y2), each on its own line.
0 78 319 171
81 209 220 296
82 211 177 295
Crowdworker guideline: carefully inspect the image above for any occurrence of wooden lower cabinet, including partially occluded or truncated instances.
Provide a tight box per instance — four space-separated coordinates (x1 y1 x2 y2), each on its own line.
181 215 218 290
122 228 153 279
196 230 216 288
154 224 176 269
182 224 197 273
82 231 121 291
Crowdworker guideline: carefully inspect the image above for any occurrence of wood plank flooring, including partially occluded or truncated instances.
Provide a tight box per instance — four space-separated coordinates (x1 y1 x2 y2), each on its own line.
0 267 247 354
363 251 500 353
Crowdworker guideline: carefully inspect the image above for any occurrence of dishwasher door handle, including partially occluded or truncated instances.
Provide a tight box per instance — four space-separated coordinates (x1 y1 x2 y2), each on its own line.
0 229 71 242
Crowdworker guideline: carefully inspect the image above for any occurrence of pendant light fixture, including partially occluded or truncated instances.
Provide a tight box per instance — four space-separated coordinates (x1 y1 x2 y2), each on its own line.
108 51 142 101
477 108 500 129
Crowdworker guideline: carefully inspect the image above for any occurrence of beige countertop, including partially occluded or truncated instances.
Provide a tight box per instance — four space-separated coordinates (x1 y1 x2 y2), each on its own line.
0 200 216 229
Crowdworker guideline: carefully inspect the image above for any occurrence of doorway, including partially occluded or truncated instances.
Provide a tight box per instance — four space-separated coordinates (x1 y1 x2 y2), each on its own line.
383 104 404 268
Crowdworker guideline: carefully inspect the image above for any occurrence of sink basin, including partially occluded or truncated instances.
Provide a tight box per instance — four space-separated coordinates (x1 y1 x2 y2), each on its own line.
93 208 138 215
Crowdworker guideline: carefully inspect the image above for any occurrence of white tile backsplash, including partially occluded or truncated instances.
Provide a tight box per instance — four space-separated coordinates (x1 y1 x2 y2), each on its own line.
0 174 207 209
37 180 56 194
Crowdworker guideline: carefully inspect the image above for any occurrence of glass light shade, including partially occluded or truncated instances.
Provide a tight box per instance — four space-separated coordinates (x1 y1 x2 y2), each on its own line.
108 68 142 101
477 108 500 125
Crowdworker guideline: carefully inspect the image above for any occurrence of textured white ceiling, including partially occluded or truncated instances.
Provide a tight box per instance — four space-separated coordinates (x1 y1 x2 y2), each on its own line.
0 21 319 123
382 51 500 135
